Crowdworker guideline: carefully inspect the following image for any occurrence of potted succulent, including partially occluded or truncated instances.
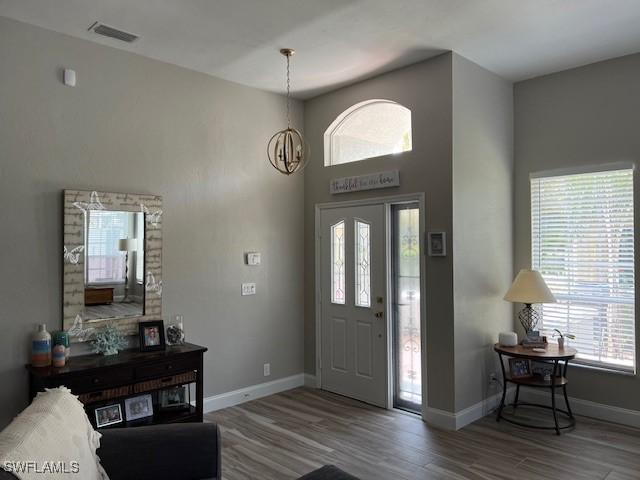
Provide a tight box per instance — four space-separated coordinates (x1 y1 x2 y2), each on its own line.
552 329 575 349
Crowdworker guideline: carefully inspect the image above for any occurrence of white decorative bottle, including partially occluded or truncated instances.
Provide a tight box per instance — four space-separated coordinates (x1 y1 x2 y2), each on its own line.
31 324 52 367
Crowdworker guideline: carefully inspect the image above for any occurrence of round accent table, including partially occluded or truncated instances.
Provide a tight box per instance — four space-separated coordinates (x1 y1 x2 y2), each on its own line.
494 343 577 435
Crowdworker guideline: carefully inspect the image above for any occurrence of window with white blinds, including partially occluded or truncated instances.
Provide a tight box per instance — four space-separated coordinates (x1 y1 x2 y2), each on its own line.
531 168 635 372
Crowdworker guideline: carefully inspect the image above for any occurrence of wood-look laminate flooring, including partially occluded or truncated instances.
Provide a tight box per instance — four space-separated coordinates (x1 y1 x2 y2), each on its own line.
205 387 640 480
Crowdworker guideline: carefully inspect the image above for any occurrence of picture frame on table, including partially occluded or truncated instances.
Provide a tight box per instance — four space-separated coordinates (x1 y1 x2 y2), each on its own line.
508 358 533 378
124 394 154 421
159 385 190 411
138 320 166 352
94 403 123 428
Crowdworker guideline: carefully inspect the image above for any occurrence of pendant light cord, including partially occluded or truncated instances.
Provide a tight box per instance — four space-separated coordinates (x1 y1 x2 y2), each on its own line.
286 53 291 129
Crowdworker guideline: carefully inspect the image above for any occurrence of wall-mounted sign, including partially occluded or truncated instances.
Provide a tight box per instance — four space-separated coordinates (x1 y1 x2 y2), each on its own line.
330 170 400 194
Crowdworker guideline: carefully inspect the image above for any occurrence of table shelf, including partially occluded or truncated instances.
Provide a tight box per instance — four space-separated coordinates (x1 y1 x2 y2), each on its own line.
505 374 568 387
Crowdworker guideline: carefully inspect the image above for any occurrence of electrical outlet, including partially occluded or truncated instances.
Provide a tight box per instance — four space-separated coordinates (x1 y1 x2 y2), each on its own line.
263 363 270 377
241 283 256 296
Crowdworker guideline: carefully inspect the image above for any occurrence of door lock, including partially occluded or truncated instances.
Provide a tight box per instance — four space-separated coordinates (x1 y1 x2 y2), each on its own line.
376 296 384 304
374 311 384 318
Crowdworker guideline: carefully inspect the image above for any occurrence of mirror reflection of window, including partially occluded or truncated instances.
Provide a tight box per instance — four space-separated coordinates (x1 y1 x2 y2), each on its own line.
135 214 144 284
86 211 130 284
84 211 145 321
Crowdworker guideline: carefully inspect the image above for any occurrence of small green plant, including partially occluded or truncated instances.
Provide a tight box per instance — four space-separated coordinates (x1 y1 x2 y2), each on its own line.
552 329 576 340
90 324 127 356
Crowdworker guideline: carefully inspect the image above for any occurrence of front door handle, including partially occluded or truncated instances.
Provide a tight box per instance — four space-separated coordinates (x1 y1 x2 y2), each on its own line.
375 311 384 318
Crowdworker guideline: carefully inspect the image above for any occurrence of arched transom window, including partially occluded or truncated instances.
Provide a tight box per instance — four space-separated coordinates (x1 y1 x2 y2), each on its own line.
324 99 412 166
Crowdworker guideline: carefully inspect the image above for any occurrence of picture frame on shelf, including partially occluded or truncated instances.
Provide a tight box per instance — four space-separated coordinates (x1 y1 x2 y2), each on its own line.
124 394 153 421
94 403 123 428
138 320 166 352
159 385 190 411
508 358 532 378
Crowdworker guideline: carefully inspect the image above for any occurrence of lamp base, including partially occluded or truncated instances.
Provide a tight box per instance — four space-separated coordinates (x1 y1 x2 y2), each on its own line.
518 304 539 333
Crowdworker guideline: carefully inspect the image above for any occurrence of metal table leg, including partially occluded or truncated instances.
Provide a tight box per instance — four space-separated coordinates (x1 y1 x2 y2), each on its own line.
562 360 573 419
551 359 560 435
497 352 507 422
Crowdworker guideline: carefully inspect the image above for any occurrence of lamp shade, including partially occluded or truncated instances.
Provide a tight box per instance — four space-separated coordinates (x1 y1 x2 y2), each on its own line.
118 238 138 252
504 269 556 304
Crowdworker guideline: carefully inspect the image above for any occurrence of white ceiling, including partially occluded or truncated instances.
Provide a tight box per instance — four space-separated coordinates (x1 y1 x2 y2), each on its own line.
2 0 640 98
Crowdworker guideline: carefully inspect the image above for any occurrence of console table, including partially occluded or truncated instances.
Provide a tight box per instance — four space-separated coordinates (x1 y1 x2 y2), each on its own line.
494 343 577 435
27 342 207 428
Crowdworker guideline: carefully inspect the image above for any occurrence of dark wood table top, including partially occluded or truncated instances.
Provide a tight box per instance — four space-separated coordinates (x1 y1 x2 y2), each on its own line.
26 342 207 377
494 343 577 360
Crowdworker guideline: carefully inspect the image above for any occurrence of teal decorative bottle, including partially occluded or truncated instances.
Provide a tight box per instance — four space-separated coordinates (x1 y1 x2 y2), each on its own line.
53 330 70 359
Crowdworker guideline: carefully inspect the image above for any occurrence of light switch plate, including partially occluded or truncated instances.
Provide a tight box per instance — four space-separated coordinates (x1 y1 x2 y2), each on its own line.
246 252 261 266
241 283 256 296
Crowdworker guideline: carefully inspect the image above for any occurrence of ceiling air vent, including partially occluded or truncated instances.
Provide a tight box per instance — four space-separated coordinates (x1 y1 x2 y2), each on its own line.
88 22 139 43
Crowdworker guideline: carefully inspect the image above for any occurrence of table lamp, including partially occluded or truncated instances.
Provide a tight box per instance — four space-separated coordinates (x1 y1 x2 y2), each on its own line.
504 269 556 333
118 238 138 302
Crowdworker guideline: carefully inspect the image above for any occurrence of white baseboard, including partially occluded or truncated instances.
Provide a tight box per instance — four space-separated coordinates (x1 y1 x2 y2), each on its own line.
424 388 515 431
201 374 305 413
426 388 640 431
423 406 457 430
520 389 640 428
304 373 317 388
453 389 514 430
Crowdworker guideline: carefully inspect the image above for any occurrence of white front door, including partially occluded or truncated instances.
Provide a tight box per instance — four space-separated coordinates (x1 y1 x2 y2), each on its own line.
319 204 387 407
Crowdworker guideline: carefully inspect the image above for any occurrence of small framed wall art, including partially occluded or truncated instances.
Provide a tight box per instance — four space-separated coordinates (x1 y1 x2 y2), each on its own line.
427 232 446 257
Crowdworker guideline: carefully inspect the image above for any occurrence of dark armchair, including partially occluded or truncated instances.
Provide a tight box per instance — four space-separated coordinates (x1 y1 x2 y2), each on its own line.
0 423 221 480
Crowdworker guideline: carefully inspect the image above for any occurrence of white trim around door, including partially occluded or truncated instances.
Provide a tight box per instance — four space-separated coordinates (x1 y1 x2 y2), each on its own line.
314 192 427 418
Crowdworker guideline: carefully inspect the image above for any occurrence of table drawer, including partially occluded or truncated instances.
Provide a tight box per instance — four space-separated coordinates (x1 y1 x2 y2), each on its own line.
135 356 197 380
61 369 135 392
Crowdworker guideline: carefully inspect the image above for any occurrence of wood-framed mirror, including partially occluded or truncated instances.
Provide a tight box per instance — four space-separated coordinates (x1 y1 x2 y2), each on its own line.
63 189 163 342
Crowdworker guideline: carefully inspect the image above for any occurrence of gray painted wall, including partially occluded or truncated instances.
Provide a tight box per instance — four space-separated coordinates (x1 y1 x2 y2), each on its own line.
514 53 640 411
304 54 456 412
0 17 304 427
452 54 513 412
